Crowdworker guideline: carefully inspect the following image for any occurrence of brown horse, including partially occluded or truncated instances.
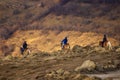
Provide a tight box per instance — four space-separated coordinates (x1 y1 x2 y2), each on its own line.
99 41 112 50
61 43 70 50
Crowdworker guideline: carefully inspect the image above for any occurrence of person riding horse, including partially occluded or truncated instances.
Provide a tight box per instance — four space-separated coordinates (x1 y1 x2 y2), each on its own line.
102 34 108 47
99 34 112 50
23 41 28 50
20 41 28 55
61 37 68 49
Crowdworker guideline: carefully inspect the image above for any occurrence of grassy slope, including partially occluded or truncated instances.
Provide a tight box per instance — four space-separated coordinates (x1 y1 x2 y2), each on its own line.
0 0 120 55
5 30 118 57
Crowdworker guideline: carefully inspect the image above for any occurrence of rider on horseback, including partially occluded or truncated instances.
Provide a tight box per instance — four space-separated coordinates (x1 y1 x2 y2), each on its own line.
20 41 28 55
23 41 28 50
61 37 68 49
102 34 108 47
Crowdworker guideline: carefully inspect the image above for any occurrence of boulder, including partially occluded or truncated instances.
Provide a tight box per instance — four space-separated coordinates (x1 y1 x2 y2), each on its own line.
72 45 83 53
75 60 96 72
56 69 65 75
94 47 107 53
116 48 120 52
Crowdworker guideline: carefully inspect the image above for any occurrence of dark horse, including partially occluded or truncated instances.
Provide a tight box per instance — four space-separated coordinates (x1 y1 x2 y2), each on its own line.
20 47 30 55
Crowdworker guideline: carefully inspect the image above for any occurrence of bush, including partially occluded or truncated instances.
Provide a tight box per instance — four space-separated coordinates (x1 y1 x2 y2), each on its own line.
25 13 33 19
0 16 8 24
13 9 20 15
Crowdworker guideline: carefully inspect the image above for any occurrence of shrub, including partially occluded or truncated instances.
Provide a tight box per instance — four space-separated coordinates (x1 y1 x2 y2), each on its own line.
25 13 34 19
13 9 20 15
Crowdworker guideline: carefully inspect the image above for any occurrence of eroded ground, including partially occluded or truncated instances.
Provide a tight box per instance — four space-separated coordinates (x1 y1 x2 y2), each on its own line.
0 46 120 80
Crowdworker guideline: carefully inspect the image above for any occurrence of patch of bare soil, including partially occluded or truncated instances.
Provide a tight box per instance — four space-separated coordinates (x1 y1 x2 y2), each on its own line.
0 45 120 80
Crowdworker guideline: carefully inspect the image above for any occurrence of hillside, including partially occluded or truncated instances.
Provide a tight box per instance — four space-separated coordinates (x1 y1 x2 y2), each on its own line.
0 0 120 55
0 45 120 80
0 0 120 80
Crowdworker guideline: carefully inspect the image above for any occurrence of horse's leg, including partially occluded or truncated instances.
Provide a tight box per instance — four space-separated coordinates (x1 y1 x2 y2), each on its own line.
67 43 70 49
107 41 112 50
102 42 104 47
27 49 31 55
61 43 64 50
64 44 68 50
107 42 110 50
110 42 112 50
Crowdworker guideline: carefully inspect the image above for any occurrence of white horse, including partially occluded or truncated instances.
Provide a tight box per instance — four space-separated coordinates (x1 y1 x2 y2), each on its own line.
99 41 112 50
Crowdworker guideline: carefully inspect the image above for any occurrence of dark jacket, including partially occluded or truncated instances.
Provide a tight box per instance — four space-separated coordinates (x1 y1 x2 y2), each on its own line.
103 35 108 42
23 41 27 49
61 37 68 44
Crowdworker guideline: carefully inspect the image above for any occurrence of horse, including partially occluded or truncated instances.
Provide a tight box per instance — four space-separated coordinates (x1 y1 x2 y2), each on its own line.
99 41 112 50
20 47 31 56
61 43 70 50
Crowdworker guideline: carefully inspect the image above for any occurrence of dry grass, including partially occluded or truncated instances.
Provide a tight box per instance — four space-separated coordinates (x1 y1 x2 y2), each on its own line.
0 0 120 55
3 30 118 56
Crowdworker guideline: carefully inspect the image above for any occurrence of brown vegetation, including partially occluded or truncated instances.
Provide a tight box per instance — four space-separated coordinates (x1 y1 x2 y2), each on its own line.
0 45 120 80
0 0 120 40
0 0 120 55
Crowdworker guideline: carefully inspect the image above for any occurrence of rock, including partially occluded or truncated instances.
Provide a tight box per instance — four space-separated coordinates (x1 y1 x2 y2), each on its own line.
94 47 107 53
116 48 120 52
73 74 87 80
45 69 70 80
72 45 83 53
56 69 65 75
75 60 96 72
45 73 54 78
63 71 70 76
45 71 56 78
103 64 117 71
45 69 103 80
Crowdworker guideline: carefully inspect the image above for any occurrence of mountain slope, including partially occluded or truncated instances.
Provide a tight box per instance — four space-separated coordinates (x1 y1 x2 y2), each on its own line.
0 0 120 55
0 45 120 80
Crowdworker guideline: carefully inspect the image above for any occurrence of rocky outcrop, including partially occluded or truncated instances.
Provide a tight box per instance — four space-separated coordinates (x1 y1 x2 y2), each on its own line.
72 45 84 53
45 69 101 80
94 47 107 53
116 47 120 53
75 60 96 72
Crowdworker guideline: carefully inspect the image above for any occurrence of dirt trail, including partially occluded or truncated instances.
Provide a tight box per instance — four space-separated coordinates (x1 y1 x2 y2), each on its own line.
87 70 120 80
